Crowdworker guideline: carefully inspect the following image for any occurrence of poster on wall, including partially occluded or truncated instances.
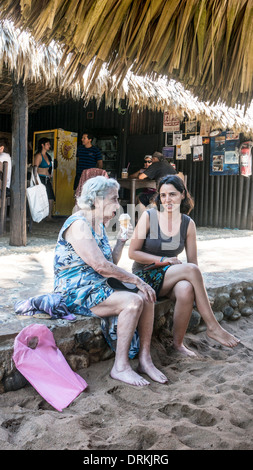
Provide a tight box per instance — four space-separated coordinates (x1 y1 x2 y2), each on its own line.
173 131 182 146
181 139 191 158
176 145 187 160
193 145 203 162
162 146 174 159
185 119 197 135
163 112 180 132
210 131 240 175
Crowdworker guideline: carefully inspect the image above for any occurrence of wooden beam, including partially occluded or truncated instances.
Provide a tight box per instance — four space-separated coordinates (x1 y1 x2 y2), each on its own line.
28 89 51 108
0 89 12 105
10 75 28 246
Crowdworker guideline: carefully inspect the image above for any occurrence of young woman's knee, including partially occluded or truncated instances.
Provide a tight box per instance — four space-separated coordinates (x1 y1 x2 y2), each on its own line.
185 263 202 279
174 280 194 303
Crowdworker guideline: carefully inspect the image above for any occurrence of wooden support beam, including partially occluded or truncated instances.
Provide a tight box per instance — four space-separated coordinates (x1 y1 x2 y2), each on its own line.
10 75 28 246
0 89 12 105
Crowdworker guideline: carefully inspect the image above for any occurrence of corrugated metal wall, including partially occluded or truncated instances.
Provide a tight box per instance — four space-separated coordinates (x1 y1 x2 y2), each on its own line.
176 145 253 230
28 99 126 141
0 113 11 132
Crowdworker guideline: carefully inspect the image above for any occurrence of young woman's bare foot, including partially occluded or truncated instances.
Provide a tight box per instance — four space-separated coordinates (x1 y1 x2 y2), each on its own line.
173 343 197 357
110 364 150 387
137 357 168 384
207 325 240 348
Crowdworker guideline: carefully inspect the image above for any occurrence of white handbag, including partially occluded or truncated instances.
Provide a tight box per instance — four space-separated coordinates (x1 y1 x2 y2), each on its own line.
26 173 49 223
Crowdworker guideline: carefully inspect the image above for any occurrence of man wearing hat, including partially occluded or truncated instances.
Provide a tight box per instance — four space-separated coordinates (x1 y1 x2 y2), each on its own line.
138 151 177 182
129 155 153 178
136 151 177 209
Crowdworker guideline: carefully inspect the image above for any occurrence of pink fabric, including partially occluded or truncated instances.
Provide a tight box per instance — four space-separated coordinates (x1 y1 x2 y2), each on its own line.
75 168 109 198
13 324 88 412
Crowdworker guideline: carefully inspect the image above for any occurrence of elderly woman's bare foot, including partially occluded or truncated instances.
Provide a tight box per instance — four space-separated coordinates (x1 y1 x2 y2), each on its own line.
137 358 168 384
110 365 150 387
207 325 240 348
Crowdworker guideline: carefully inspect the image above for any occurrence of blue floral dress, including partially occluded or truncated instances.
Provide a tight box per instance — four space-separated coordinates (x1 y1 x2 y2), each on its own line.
54 213 139 358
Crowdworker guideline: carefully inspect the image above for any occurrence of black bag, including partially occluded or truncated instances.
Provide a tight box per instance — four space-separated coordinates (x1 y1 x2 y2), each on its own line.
107 278 138 292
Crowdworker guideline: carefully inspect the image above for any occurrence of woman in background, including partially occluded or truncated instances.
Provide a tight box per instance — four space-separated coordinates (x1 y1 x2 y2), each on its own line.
34 137 55 220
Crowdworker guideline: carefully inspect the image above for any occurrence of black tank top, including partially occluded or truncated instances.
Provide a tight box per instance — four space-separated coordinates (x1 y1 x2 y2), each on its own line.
132 208 191 273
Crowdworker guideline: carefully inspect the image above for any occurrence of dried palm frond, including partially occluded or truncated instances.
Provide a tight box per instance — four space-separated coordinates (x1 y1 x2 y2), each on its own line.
1 0 252 108
0 17 252 133
81 64 253 134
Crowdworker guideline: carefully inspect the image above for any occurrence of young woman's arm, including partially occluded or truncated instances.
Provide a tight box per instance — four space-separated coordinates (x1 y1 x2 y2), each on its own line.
184 219 198 265
33 152 42 167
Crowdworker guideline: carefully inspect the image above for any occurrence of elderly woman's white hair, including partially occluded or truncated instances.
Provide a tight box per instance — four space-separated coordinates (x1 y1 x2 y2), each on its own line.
77 176 120 209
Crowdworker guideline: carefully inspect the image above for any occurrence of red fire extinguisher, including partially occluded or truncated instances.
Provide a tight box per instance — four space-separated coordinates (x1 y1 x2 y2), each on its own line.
240 141 252 176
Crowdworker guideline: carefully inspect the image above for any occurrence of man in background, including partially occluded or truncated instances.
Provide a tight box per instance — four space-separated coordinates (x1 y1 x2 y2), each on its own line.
137 151 177 210
138 151 177 182
129 154 153 178
74 131 103 190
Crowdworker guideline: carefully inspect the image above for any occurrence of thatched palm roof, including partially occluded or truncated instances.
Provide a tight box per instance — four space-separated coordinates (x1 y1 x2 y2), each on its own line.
0 20 79 112
0 19 252 135
1 0 253 110
81 63 253 134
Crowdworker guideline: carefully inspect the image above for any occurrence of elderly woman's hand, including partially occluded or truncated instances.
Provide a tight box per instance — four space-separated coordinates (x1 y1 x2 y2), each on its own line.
117 223 134 241
136 278 156 303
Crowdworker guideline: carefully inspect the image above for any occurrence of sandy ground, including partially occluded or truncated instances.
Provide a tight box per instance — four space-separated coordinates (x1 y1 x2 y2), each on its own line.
1 319 253 451
1 221 253 451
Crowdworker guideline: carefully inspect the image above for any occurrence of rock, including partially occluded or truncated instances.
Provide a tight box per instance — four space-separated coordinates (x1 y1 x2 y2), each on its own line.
238 296 247 310
223 305 241 320
230 311 241 321
243 286 253 296
213 292 230 309
67 353 90 370
187 310 201 332
231 287 243 297
154 314 166 333
230 298 238 308
241 307 253 317
223 305 235 319
3 369 28 392
214 311 224 323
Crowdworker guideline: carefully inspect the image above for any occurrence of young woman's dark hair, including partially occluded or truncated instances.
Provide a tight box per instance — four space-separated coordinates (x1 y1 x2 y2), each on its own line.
155 175 194 214
37 137 50 153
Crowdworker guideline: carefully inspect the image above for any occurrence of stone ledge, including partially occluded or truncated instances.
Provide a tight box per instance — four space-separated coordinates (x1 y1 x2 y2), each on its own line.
1 280 252 393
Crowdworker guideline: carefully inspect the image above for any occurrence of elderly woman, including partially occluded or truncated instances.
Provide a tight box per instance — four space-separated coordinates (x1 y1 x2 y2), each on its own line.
54 176 167 387
129 175 239 356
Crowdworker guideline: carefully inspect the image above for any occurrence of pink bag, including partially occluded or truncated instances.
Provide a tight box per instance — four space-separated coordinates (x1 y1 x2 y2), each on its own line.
13 324 88 412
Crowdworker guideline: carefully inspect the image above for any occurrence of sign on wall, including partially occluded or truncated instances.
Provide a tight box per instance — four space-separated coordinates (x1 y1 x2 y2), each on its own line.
163 112 180 132
210 131 240 175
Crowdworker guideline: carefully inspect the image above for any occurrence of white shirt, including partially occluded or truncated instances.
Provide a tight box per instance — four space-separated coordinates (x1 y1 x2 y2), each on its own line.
0 152 12 188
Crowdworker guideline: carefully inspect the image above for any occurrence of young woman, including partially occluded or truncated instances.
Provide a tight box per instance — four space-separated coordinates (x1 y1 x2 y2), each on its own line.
129 175 239 356
34 137 55 220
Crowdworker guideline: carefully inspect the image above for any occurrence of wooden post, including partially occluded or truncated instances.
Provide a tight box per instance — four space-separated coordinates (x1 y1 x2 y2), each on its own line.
10 75 28 246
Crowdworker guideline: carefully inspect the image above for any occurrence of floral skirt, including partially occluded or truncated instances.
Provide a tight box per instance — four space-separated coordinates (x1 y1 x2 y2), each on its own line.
135 265 171 296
